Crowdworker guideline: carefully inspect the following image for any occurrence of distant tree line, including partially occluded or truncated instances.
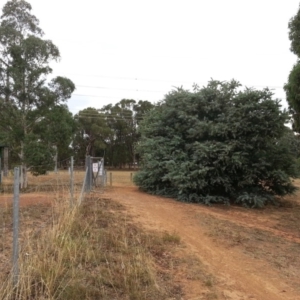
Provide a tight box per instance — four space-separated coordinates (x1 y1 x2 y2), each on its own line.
73 99 154 168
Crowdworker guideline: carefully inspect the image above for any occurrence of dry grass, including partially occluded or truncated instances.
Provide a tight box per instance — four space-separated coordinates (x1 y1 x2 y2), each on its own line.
199 213 300 292
106 171 136 187
0 170 136 193
0 171 215 299
0 195 194 299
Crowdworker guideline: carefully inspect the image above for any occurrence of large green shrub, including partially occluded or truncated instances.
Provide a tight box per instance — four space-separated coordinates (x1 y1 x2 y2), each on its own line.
134 81 299 207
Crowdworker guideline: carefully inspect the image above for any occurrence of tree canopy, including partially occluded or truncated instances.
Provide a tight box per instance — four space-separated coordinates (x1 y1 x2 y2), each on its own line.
285 4 300 132
134 80 299 207
74 100 154 168
288 4 300 58
284 63 300 132
73 107 112 159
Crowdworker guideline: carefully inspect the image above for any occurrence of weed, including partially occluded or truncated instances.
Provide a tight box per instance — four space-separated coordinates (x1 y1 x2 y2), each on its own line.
162 231 181 244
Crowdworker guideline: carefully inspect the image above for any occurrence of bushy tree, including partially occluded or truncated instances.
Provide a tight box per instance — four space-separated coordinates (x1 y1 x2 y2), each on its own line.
134 80 299 207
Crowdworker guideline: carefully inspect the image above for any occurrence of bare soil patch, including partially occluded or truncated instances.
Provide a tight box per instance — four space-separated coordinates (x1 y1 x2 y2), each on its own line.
103 185 300 300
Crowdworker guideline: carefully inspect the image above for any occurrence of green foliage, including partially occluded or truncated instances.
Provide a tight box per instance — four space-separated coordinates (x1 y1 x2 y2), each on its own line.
101 99 154 167
134 80 299 207
74 100 154 167
73 107 112 159
286 5 300 133
101 99 137 167
36 105 76 162
284 63 300 132
288 4 300 58
0 0 75 179
24 135 55 176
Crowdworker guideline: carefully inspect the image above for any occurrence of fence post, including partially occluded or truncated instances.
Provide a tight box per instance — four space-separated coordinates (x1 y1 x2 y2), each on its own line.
89 156 93 191
12 167 20 286
130 172 133 182
85 156 89 192
85 156 92 192
110 172 112 187
79 167 88 205
102 169 106 187
70 156 74 208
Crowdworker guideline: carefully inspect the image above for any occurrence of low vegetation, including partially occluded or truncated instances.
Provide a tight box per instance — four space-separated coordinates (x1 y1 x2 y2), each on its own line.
0 194 214 299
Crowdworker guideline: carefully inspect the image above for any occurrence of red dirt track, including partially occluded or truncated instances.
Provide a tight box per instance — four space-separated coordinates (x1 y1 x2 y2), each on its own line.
103 186 300 300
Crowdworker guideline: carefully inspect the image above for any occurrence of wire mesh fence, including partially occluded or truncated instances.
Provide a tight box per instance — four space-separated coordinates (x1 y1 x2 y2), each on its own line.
0 156 138 293
0 157 92 290
106 170 136 187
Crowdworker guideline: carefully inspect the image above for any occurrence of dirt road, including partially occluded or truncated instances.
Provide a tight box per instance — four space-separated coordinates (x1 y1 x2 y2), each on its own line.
103 186 300 300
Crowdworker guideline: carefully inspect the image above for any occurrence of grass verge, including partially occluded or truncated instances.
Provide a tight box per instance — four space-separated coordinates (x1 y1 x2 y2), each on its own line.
0 195 212 299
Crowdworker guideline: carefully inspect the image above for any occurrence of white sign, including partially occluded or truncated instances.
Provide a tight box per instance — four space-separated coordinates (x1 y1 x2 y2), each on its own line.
93 163 99 173
93 161 104 175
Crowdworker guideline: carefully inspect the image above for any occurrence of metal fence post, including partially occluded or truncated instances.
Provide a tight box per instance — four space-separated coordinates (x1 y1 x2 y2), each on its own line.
89 156 93 191
79 167 88 205
12 167 20 286
70 156 74 208
102 169 106 187
85 156 89 192
85 156 92 192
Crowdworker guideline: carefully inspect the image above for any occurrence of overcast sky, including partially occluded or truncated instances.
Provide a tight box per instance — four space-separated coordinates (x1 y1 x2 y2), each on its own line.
1 0 299 114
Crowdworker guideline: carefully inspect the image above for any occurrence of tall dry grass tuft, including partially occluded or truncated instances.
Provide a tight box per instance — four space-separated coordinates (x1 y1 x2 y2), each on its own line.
0 195 183 300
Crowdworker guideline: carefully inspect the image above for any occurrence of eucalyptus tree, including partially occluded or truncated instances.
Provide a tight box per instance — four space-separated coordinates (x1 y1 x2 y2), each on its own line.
0 0 75 187
101 99 154 168
33 105 76 173
101 99 136 167
73 107 112 159
74 100 154 167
